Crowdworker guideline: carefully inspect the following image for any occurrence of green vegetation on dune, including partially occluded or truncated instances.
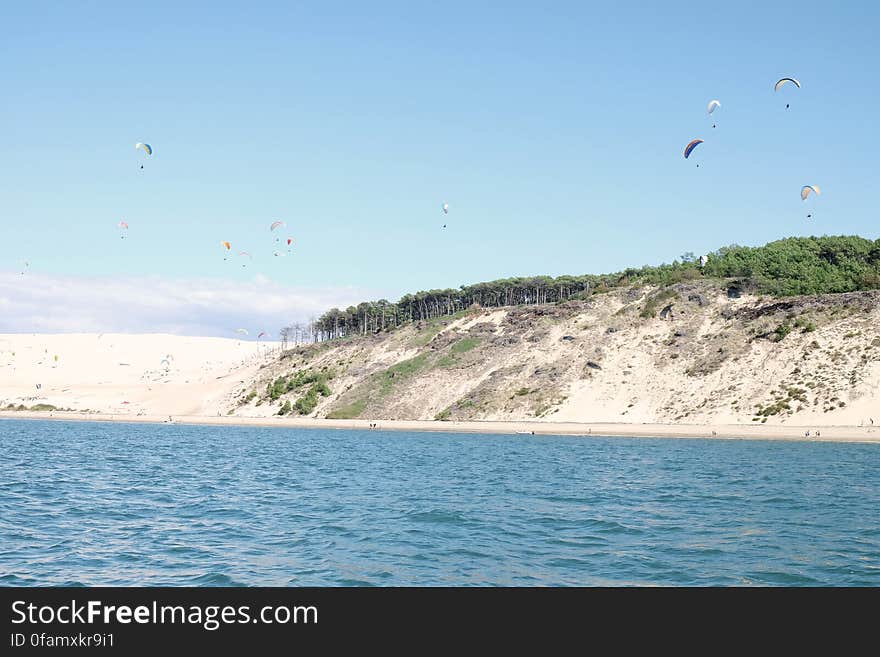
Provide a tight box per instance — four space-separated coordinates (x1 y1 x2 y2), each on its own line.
794 317 817 333
5 403 62 412
435 397 480 421
326 333 487 417
267 369 334 399
773 323 793 342
28 403 58 412
434 338 482 369
702 236 880 296
263 368 335 416
298 236 880 343
639 289 678 319
382 354 429 382
293 388 320 415
376 354 430 396
435 355 457 368
326 399 367 419
409 324 443 347
450 337 480 354
325 354 431 419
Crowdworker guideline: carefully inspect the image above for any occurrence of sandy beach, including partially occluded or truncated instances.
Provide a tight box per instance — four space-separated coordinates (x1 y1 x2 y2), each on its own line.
2 411 879 443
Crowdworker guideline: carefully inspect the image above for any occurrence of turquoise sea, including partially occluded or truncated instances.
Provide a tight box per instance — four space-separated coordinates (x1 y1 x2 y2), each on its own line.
1 419 878 586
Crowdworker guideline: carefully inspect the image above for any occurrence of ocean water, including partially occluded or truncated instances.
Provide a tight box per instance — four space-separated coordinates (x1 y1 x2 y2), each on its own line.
1 419 878 586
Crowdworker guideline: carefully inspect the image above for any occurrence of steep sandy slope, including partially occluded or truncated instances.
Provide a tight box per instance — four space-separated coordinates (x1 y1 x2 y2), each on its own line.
229 283 880 426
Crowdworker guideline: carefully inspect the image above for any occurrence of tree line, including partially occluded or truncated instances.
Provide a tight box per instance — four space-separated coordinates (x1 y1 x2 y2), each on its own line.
280 236 880 345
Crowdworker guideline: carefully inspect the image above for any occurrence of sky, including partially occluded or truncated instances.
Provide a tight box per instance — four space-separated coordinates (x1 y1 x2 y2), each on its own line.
1 1 878 335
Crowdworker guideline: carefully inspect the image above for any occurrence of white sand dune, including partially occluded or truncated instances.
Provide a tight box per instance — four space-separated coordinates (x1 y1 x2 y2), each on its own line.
0 333 278 416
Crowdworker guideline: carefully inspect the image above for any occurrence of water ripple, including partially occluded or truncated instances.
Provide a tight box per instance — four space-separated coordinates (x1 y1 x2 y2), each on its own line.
1 419 879 586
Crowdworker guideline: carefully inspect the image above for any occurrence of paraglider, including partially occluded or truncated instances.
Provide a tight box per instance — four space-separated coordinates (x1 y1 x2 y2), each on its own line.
774 78 800 109
801 185 821 218
235 328 249 336
135 142 152 169
442 203 449 215
258 331 269 339
270 221 287 245
800 185 820 201
707 99 720 128
221 241 231 260
238 251 252 267
18 260 29 275
118 220 129 239
684 139 704 166
774 77 800 92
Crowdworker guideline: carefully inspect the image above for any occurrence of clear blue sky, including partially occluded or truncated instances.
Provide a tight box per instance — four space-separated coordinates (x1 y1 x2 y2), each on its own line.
2 0 878 302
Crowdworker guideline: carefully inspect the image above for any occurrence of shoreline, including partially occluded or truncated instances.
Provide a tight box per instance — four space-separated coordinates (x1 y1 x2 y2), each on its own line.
2 411 879 443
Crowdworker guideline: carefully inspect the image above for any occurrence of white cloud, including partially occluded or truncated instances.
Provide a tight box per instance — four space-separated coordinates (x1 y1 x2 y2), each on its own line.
0 272 374 337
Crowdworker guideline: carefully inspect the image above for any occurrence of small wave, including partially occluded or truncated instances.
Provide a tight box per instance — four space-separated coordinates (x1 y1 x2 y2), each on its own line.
744 570 822 585
0 573 39 585
188 572 247 586
334 577 376 586
404 509 469 524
